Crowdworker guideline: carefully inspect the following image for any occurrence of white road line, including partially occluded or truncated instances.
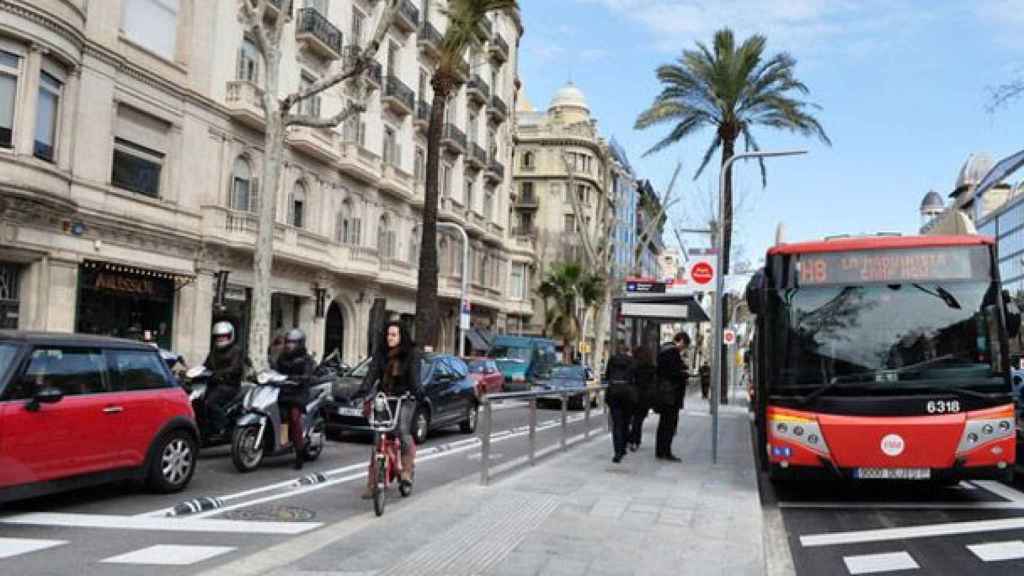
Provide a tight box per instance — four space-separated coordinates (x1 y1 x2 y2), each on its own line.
843 551 919 574
967 540 1024 562
780 501 1024 511
0 512 320 535
185 414 601 519
101 545 235 565
0 537 67 559
801 517 1024 548
973 480 1024 503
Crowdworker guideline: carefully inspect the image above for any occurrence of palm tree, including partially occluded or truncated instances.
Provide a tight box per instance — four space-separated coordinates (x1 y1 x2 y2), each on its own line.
414 0 518 350
635 28 830 276
539 263 606 363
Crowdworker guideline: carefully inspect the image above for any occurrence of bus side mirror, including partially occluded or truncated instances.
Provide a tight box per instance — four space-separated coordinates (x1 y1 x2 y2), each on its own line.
745 270 764 315
1003 290 1021 339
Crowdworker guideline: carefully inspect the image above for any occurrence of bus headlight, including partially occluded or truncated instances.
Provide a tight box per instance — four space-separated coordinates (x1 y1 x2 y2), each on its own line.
956 407 1015 455
768 410 830 457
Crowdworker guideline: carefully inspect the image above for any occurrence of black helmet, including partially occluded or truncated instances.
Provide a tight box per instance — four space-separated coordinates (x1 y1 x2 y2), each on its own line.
212 321 235 349
284 328 306 354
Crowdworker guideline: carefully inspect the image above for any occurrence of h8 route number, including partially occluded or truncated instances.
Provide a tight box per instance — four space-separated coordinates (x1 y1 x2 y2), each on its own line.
926 400 961 414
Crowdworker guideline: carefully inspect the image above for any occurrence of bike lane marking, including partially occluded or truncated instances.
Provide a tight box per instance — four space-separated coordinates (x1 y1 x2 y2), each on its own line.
0 513 320 535
800 517 1024 548
183 413 600 520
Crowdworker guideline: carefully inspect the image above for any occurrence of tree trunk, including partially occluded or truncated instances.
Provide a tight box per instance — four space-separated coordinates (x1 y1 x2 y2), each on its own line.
414 77 451 351
249 51 285 371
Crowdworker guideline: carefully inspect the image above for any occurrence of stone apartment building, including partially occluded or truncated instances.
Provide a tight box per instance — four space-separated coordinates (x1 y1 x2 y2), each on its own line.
0 0 523 365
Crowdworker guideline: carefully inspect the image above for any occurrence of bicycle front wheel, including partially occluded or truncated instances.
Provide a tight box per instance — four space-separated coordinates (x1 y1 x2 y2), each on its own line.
373 459 387 517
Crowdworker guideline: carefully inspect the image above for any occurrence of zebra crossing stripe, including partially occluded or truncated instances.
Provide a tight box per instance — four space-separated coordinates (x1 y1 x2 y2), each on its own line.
843 551 918 574
967 540 1024 562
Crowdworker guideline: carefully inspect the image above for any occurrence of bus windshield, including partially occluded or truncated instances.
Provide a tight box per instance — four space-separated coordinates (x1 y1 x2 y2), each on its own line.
767 280 1006 394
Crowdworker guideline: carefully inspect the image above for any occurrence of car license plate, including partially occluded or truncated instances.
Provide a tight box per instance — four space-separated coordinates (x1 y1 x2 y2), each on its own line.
855 468 930 480
337 407 362 417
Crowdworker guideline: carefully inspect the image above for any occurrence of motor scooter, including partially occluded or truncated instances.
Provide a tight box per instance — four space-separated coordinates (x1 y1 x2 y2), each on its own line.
184 366 250 448
231 369 330 472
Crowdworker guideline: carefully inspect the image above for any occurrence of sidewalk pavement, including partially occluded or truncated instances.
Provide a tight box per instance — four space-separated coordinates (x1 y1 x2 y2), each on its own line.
203 389 779 576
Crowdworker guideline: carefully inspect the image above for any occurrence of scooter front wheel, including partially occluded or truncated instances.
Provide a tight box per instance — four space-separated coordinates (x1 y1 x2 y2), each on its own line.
231 425 264 473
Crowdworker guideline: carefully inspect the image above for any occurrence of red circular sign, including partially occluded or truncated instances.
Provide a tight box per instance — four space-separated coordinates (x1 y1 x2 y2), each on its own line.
691 262 714 285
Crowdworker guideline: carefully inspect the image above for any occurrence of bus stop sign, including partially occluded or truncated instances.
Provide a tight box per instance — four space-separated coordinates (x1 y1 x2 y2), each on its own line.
723 328 736 346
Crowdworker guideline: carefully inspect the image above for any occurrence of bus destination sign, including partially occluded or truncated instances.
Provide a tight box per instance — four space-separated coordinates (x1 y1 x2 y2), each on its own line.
796 246 986 286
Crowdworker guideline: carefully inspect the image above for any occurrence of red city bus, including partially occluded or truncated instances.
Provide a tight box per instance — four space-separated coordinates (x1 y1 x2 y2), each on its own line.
745 234 1021 483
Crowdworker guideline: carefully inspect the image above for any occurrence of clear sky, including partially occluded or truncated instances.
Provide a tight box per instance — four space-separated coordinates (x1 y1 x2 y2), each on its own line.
516 0 1024 269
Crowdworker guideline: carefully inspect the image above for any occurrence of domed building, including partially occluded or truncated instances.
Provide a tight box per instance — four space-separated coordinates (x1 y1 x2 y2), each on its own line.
919 190 944 228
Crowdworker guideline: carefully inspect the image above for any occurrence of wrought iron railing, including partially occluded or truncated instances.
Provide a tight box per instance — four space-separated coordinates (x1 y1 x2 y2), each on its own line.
468 74 491 101
490 34 510 59
418 21 442 48
487 159 505 179
385 75 415 112
489 95 508 118
398 0 420 28
442 123 467 151
296 8 343 56
416 100 432 123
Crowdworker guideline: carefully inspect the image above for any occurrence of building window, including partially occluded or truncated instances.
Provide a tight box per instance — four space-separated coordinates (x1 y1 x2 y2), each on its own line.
289 182 306 228
230 157 257 211
510 263 526 300
299 73 321 118
520 181 534 201
387 41 399 78
521 150 534 169
305 0 328 14
111 106 170 198
378 214 396 259
482 255 490 287
442 163 452 199
121 0 180 60
409 225 420 265
484 190 494 221
383 125 399 167
465 178 474 210
351 6 365 45
468 110 478 144
0 49 21 149
418 69 429 101
414 147 426 183
439 238 449 275
577 184 589 206
237 37 260 82
343 102 366 145
564 214 576 233
34 70 62 162
336 199 362 245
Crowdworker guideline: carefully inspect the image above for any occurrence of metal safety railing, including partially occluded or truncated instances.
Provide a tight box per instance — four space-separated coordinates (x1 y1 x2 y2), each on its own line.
477 385 608 485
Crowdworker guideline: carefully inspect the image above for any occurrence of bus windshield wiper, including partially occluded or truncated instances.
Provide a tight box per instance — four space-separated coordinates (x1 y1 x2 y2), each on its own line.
799 354 958 404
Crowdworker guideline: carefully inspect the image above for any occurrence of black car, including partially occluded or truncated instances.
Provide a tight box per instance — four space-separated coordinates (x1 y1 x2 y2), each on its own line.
325 353 479 444
532 364 589 410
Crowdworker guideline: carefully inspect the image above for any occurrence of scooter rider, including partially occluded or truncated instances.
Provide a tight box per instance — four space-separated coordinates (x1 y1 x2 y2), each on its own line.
273 328 316 470
201 321 245 436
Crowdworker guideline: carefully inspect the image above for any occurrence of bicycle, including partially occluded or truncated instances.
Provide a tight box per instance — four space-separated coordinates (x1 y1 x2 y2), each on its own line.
367 392 415 516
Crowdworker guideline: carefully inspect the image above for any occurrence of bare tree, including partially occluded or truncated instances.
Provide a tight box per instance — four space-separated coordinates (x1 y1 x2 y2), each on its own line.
237 0 400 369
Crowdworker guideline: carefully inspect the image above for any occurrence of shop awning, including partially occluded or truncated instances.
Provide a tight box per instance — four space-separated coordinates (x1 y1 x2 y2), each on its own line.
83 260 195 290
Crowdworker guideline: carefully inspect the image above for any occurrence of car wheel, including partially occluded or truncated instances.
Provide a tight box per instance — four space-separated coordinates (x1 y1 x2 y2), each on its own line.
460 403 479 434
147 429 197 493
413 407 430 445
305 414 326 461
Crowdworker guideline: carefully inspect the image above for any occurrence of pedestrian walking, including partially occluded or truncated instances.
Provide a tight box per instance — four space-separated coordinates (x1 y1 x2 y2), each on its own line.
654 332 690 462
603 343 637 463
628 345 657 452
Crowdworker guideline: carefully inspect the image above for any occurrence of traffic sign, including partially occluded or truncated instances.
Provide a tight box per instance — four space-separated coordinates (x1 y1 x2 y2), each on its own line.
691 261 715 285
460 312 470 331
723 328 736 346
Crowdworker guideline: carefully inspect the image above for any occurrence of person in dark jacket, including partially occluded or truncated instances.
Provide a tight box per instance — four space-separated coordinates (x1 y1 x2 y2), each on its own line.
202 321 246 436
628 345 657 452
604 344 636 463
361 321 422 497
273 328 316 470
655 332 690 462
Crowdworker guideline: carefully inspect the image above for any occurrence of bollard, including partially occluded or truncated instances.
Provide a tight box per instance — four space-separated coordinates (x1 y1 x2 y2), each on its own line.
584 390 591 439
480 400 492 485
560 395 568 452
528 397 537 465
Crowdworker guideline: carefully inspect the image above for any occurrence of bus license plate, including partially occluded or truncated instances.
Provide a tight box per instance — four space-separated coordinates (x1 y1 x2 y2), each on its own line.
337 407 363 417
855 468 930 480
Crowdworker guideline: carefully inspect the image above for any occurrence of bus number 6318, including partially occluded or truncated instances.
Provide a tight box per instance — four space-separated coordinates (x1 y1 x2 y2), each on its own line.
926 400 961 414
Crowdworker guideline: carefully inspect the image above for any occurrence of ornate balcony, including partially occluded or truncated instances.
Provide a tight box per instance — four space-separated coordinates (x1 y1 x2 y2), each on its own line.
383 75 415 116
485 159 504 183
394 0 420 34
225 80 265 129
489 34 509 63
339 140 382 185
467 142 487 170
417 21 443 60
381 162 414 199
296 7 343 60
467 75 490 105
488 94 508 123
514 191 539 210
475 17 493 41
288 126 340 163
441 123 466 154
415 100 432 132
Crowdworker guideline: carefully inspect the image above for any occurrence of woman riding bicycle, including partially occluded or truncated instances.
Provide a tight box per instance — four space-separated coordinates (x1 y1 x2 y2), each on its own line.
361 321 421 499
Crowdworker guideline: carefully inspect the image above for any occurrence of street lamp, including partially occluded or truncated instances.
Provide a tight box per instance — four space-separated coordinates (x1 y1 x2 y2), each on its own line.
711 149 807 464
438 221 470 357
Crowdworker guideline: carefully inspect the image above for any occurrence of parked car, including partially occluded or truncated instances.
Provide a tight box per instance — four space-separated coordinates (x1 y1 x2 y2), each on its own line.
488 335 559 392
0 331 199 503
325 353 479 444
467 357 504 398
531 364 589 410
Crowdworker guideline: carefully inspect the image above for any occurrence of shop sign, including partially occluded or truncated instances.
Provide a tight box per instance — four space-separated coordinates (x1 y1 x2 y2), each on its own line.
94 272 159 297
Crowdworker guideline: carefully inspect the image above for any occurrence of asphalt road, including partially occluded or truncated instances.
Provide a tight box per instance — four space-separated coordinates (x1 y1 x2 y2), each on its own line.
0 401 611 575
763 439 1024 575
